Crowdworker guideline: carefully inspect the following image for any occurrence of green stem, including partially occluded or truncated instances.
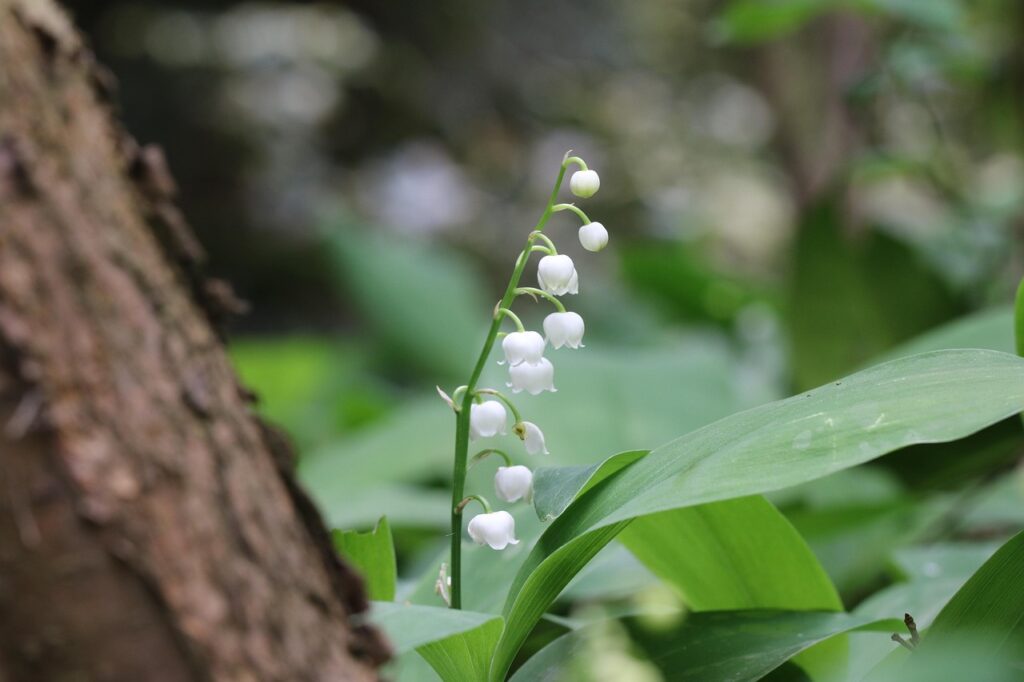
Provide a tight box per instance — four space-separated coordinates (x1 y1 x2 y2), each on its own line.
515 287 566 312
474 388 522 423
564 155 588 171
455 494 492 514
496 308 526 333
530 231 558 253
553 203 591 224
471 449 513 467
449 158 569 609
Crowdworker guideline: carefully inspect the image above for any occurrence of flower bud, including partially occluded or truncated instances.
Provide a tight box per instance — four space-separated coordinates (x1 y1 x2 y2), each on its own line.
578 222 608 252
514 421 549 455
469 400 507 440
543 311 585 350
501 331 545 366
570 169 600 198
467 510 519 550
494 465 533 502
537 254 579 296
507 357 556 395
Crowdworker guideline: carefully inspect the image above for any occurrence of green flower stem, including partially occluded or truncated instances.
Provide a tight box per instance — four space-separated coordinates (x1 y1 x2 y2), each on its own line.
471 449 513 467
496 308 526 333
530 231 558 253
474 388 523 423
553 203 591 224
564 155 588 171
455 494 492 514
449 157 570 609
515 287 566 312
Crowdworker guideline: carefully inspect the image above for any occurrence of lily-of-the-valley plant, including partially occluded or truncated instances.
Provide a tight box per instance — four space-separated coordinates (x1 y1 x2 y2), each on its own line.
436 153 606 609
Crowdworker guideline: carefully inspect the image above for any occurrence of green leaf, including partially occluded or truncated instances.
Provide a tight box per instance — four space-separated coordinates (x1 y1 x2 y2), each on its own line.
865 533 1024 681
620 497 843 678
621 497 840 611
489 350 1024 679
369 602 501 654
324 222 488 382
418 616 504 682
509 610 893 682
332 517 396 601
917 529 1024 658
532 450 647 522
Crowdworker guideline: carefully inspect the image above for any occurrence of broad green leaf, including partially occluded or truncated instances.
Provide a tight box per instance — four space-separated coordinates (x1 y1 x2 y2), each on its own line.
917 529 1024 658
324 223 488 382
418 616 504 682
560 542 659 603
369 602 500 654
489 350 1024 679
332 517 396 601
509 610 894 682
621 497 841 611
532 451 647 522
621 497 843 678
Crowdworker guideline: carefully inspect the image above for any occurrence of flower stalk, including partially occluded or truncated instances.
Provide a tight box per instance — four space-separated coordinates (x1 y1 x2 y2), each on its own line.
448 159 571 609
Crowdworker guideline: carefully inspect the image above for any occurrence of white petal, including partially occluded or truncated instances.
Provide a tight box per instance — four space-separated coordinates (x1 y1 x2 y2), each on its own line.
494 465 533 502
569 170 600 198
517 421 549 455
507 357 556 395
470 400 507 439
467 511 519 550
578 222 608 252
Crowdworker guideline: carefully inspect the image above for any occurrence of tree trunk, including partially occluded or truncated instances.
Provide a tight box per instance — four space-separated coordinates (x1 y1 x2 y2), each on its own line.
0 1 389 680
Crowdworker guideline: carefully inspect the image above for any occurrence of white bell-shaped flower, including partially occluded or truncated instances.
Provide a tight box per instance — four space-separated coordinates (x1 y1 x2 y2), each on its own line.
537 255 579 296
494 465 533 503
570 169 600 198
578 222 608 252
501 331 545 366
507 357 556 395
467 510 519 550
543 312 585 350
469 400 507 440
515 421 549 455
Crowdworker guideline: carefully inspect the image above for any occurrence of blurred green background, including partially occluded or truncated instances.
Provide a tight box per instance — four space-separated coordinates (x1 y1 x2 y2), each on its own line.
66 0 1024 676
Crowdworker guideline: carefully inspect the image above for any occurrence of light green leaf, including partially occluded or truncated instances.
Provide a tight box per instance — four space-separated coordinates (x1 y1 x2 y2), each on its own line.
510 610 894 682
418 616 504 682
369 602 500 654
917 529 1024 658
489 350 1024 679
621 497 840 611
532 451 647 522
332 517 396 601
621 497 843 678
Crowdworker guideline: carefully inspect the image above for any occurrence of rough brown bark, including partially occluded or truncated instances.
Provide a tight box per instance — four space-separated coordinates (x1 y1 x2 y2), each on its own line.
0 1 389 680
